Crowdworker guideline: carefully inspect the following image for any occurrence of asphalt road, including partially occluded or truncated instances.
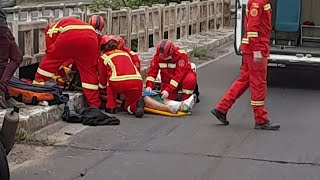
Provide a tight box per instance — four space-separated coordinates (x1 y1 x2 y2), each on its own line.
11 52 320 180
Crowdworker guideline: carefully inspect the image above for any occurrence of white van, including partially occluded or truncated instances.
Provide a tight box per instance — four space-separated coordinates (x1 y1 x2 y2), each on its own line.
234 0 320 67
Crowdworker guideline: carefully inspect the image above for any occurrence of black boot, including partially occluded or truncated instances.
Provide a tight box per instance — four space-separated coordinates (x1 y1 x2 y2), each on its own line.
134 98 145 118
194 83 200 103
254 120 280 130
211 108 229 125
105 108 116 114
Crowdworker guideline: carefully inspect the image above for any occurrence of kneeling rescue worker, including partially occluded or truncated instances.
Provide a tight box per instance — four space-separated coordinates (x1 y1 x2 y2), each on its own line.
211 0 280 130
145 40 197 102
98 35 145 118
33 16 105 107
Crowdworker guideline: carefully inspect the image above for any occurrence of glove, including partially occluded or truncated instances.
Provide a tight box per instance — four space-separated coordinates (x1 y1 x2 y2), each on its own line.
253 51 263 63
161 90 169 99
145 87 152 93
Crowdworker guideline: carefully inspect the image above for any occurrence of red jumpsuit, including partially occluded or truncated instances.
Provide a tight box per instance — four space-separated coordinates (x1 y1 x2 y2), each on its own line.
98 49 143 114
146 48 197 101
215 0 271 124
117 41 141 72
35 17 101 107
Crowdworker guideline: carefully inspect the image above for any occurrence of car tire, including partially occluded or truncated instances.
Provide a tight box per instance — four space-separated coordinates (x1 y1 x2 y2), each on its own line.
0 142 10 180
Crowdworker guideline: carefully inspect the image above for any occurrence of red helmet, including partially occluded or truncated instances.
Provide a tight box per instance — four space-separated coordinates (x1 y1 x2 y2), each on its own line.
101 35 117 46
88 15 105 32
116 36 126 49
156 39 174 60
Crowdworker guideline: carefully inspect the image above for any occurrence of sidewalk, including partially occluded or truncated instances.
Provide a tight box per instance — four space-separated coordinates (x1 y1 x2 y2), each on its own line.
0 28 234 133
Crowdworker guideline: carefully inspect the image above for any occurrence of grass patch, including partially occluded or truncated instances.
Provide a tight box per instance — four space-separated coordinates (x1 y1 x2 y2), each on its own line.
194 46 208 58
15 128 55 146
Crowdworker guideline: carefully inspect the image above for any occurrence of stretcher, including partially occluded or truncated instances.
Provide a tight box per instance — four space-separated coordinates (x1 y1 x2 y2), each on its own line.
144 107 190 117
142 91 190 117
101 92 191 117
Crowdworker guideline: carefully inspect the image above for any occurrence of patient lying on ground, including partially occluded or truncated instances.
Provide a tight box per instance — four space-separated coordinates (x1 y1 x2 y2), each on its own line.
143 92 197 114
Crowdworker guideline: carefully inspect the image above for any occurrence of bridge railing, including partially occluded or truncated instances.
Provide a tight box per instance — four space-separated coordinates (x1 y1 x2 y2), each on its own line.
3 0 231 68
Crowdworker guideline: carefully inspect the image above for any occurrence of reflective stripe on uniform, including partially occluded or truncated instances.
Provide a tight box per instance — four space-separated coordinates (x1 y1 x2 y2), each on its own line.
251 100 264 106
32 80 45 85
178 49 187 54
264 4 271 11
247 32 258 38
47 24 95 38
168 63 176 68
82 82 99 90
101 53 142 82
146 76 155 82
242 38 249 44
127 105 133 114
102 52 131 65
158 63 176 69
37 68 54 78
170 80 179 88
99 83 107 89
129 51 136 55
182 89 194 95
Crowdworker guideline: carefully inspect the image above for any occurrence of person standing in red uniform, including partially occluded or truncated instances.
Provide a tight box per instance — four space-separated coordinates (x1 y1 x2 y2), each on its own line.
145 40 197 102
98 35 145 118
211 0 280 130
33 17 102 107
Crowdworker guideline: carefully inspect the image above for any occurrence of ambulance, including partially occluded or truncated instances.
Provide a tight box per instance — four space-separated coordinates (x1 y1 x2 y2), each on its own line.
234 0 320 68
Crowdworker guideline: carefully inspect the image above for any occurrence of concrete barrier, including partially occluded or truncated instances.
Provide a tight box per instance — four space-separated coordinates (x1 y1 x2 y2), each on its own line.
3 0 231 70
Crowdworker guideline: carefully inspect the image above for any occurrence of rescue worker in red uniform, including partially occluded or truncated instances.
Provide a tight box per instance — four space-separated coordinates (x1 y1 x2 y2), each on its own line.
44 24 77 87
34 17 103 107
145 40 197 102
211 0 280 130
98 35 145 118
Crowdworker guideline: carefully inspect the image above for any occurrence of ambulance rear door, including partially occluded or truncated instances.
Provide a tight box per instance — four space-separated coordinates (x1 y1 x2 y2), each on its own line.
234 0 248 55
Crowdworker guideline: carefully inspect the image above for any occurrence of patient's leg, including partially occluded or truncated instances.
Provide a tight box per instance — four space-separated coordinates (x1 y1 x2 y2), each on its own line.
144 96 182 114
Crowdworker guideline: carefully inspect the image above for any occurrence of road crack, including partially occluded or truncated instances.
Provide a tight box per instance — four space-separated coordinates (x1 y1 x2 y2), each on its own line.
55 144 320 167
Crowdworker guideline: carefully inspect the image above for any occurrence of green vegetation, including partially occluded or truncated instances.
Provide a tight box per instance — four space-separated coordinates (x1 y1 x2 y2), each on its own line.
15 128 55 146
89 0 182 11
194 46 208 58
17 0 183 10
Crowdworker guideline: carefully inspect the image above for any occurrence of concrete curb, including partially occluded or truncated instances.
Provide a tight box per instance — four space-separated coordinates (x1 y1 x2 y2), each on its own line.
0 28 234 133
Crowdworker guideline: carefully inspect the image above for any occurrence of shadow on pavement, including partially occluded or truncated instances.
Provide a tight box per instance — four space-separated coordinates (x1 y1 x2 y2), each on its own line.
268 66 320 90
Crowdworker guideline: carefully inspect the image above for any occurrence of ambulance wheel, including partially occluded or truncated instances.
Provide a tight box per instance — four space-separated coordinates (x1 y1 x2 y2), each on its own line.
0 142 10 180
